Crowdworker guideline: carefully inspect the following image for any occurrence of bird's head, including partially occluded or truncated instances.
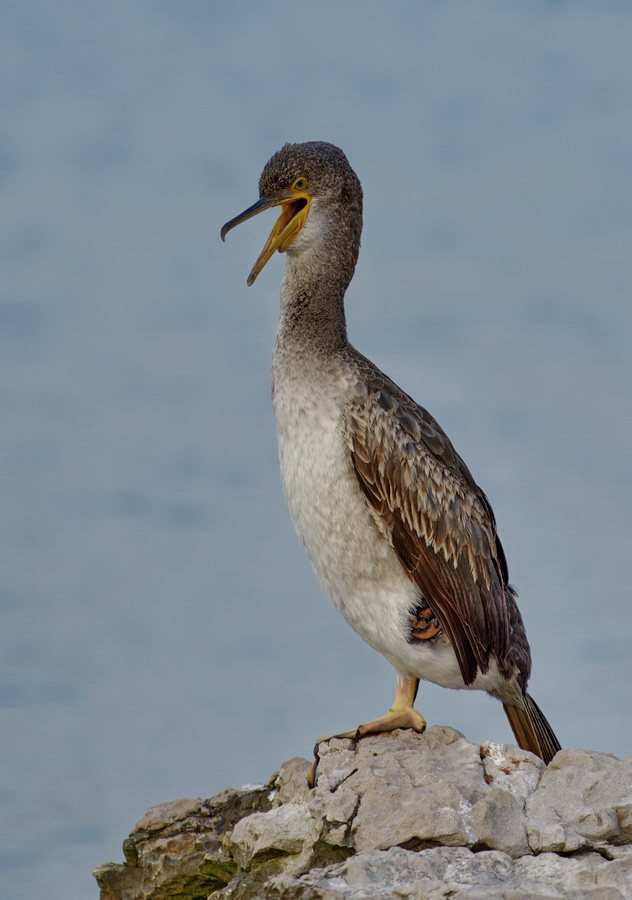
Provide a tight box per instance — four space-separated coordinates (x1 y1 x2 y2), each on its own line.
221 141 362 286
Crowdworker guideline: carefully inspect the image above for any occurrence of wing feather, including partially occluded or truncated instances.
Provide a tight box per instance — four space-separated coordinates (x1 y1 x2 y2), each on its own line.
348 353 511 685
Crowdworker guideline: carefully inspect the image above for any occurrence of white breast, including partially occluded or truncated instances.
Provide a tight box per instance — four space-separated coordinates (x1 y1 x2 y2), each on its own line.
271 348 416 658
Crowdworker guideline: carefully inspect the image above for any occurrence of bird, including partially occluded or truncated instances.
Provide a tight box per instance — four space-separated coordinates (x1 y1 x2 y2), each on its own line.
221 141 561 783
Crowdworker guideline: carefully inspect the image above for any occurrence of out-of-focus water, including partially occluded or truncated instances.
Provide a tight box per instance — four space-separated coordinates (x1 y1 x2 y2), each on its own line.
1 2 631 897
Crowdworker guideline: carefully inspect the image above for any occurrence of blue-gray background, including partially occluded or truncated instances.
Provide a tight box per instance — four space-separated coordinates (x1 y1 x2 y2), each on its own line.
2 2 631 897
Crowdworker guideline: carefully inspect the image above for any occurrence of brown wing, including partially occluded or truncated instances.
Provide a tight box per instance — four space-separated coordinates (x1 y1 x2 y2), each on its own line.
348 352 510 685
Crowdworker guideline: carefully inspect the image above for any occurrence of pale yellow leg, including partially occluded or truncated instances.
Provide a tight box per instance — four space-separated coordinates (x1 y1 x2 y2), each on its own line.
307 675 426 787
356 674 426 737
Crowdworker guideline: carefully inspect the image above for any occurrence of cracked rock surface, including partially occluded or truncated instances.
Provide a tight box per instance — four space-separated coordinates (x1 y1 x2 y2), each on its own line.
94 727 632 899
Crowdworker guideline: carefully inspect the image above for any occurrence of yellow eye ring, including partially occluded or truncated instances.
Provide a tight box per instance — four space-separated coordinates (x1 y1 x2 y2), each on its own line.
292 177 308 192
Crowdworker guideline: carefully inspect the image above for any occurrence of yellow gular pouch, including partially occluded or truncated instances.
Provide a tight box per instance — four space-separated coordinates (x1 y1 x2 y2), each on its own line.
245 191 311 285
276 197 310 252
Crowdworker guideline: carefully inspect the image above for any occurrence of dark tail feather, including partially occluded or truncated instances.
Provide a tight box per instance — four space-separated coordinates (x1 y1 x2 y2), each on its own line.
503 693 561 764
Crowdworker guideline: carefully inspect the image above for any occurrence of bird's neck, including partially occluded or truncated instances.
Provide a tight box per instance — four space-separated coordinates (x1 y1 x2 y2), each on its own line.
278 267 348 353
277 210 360 354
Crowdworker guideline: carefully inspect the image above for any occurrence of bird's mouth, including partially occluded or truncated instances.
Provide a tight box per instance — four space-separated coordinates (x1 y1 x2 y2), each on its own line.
221 194 311 285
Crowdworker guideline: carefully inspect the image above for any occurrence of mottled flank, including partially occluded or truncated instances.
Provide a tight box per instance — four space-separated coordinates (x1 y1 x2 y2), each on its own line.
409 604 443 642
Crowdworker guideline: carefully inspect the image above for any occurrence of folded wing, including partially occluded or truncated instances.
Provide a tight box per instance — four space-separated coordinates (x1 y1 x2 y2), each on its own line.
348 354 511 685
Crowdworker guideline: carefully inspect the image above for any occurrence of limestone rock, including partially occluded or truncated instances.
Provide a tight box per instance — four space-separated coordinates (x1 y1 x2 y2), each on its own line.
526 748 632 853
95 729 632 900
229 803 321 872
94 783 272 900
269 845 632 899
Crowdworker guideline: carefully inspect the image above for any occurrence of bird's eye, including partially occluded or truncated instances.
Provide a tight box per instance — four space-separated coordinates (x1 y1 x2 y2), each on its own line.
292 177 308 192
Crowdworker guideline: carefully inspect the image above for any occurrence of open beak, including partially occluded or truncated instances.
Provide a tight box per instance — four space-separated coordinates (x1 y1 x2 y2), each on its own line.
221 193 311 285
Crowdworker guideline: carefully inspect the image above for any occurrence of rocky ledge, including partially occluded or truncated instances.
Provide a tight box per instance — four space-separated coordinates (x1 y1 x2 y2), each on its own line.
94 726 632 899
